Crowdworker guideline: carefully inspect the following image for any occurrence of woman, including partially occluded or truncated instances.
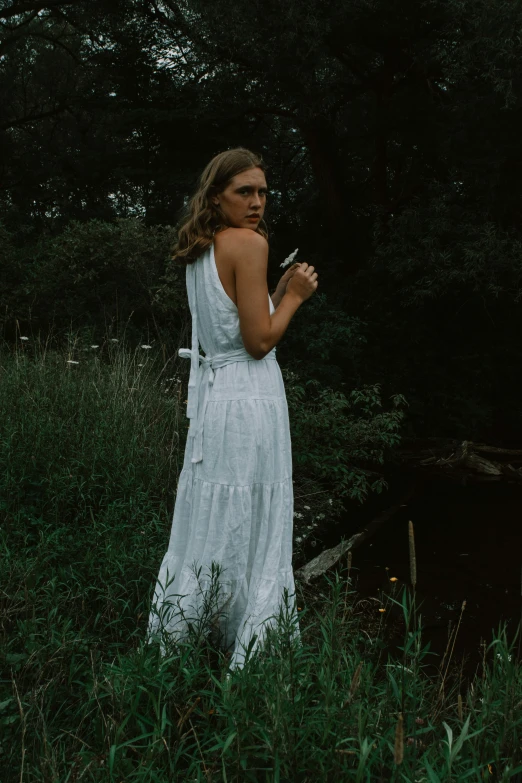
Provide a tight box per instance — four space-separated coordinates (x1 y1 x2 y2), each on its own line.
147 147 319 671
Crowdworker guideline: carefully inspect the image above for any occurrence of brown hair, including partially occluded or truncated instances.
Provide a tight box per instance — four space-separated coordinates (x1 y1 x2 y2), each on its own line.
171 147 269 265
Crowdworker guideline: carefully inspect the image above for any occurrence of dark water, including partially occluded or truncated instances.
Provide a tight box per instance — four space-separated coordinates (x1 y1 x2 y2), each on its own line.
311 474 522 673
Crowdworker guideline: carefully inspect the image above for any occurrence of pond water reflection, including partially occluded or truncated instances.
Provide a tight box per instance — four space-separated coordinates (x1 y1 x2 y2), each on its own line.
312 477 522 672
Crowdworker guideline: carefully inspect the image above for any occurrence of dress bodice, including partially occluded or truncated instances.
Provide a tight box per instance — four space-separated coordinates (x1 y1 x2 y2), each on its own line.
187 240 275 357
179 241 277 464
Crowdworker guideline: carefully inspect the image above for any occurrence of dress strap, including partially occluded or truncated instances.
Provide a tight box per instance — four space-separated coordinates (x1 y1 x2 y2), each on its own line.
179 261 200 461
185 261 200 422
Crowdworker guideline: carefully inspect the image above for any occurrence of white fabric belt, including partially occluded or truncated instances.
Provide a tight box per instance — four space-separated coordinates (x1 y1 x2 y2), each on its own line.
179 258 276 464
178 345 276 463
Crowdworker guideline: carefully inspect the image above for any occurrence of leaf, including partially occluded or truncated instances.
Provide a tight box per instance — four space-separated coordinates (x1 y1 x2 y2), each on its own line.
424 759 443 783
450 714 471 760
222 731 237 754
387 670 401 703
442 721 453 754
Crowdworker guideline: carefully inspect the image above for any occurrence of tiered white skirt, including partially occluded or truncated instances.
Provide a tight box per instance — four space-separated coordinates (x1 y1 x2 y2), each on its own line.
147 359 299 670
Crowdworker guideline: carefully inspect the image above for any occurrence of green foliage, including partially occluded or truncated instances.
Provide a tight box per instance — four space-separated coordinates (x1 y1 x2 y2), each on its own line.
276 291 410 504
0 338 185 532
371 185 522 305
1 217 184 340
283 368 408 504
278 290 369 389
0 224 24 324
0 338 521 779
1 547 521 779
4 0 522 440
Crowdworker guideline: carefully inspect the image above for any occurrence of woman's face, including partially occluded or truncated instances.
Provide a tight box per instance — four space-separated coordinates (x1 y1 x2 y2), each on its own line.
211 167 267 230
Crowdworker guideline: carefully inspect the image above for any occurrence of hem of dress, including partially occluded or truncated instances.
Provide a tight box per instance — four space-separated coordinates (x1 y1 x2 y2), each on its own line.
147 570 299 653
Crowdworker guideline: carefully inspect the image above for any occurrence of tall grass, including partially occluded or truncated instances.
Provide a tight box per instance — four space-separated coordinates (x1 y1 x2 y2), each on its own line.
1 335 521 781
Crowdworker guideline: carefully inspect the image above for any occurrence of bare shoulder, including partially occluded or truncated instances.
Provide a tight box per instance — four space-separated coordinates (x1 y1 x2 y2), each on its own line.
216 227 268 254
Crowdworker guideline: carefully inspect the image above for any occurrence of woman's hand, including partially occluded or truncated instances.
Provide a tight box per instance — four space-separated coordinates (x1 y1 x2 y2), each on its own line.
274 262 301 298
285 262 318 303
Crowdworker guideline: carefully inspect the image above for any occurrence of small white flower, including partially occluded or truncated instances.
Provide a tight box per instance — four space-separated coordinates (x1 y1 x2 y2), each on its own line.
138 363 144 367
328 498 333 505
91 344 99 349
111 338 119 343
304 505 310 510
67 360 79 364
280 248 299 268
20 336 29 341
141 344 152 349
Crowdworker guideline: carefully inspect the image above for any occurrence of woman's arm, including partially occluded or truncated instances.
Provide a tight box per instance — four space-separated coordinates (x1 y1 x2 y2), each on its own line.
270 288 284 309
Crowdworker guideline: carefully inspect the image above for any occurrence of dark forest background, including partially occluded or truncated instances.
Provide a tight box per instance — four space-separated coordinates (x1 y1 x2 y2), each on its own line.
2 0 522 448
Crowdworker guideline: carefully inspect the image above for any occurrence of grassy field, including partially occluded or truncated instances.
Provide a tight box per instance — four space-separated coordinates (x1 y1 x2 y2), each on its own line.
1 335 521 781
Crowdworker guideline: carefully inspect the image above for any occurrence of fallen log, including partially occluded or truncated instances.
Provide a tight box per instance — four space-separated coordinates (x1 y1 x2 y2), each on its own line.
295 484 417 585
295 438 522 585
397 439 522 484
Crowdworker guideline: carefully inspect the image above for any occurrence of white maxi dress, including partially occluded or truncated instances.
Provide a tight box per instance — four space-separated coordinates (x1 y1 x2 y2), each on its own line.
147 241 299 670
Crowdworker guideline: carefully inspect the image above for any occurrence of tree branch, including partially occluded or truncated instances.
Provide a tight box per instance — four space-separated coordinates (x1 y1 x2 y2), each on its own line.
0 101 71 131
0 0 84 21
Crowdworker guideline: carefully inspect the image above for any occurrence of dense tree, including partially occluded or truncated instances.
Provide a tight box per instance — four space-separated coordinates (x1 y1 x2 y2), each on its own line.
2 0 522 442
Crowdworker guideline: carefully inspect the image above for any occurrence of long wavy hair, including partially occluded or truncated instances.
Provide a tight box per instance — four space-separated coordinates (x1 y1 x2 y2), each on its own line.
171 147 269 266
